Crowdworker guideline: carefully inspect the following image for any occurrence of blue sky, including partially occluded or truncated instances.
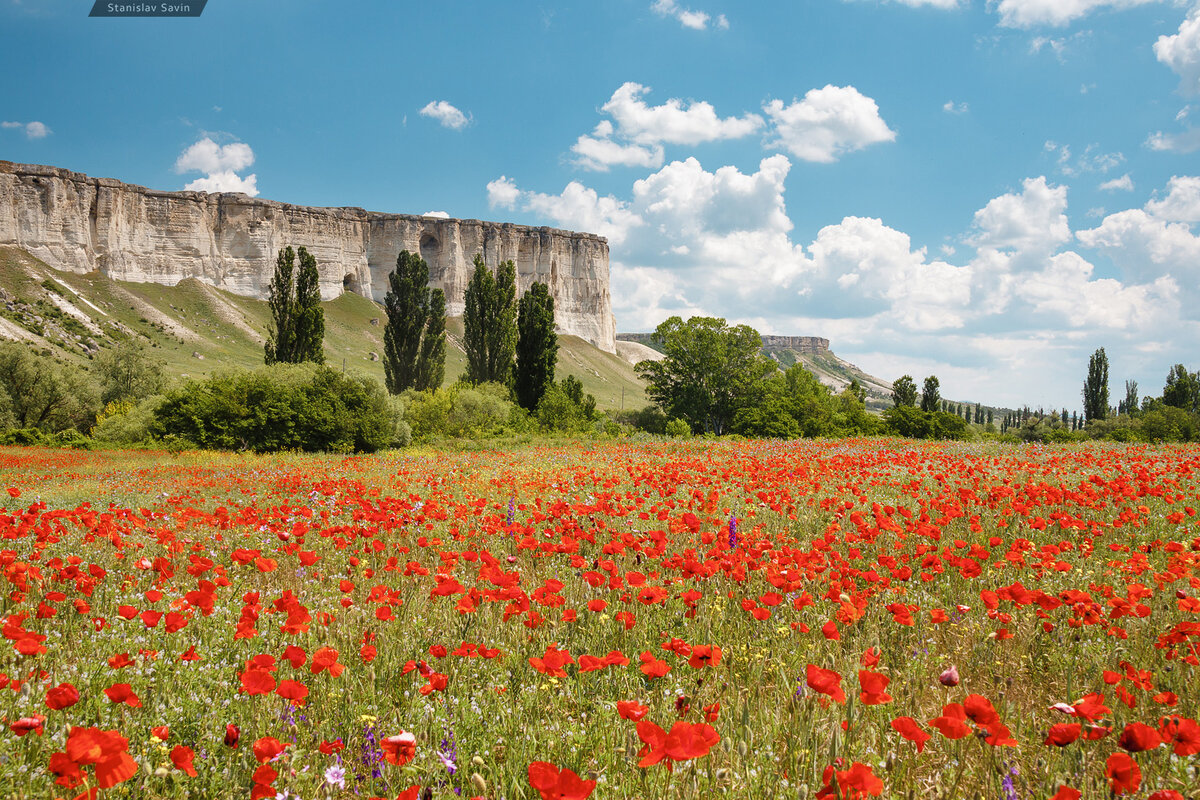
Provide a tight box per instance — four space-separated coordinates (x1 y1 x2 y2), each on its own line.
3 0 1200 410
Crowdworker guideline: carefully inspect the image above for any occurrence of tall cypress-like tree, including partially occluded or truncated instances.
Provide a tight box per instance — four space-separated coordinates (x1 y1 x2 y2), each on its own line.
514 282 557 411
1082 347 1109 422
891 375 917 408
383 251 431 393
264 246 296 365
416 288 446 391
487 260 518 386
463 254 518 384
463 254 495 384
920 375 940 412
292 246 325 364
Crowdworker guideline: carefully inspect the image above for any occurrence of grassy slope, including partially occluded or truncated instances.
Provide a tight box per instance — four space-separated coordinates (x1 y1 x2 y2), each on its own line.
0 246 647 410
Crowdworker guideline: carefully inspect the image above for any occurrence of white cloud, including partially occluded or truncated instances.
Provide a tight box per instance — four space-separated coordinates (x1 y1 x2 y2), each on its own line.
942 100 969 114
570 83 761 171
969 176 1071 255
1146 127 1200 152
485 176 521 210
182 171 259 195
1077 208 1200 275
762 85 896 163
601 83 762 146
1044 140 1124 176
175 137 254 174
422 211 450 219
1015 251 1180 328
1146 175 1200 221
892 0 962 7
993 0 1159 29
1099 173 1134 192
1155 4 1200 96
651 0 727 30
174 137 258 196
2 120 51 139
419 100 471 130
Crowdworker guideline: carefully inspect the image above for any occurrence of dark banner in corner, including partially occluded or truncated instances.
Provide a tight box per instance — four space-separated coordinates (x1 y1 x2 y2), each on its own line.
89 1 207 16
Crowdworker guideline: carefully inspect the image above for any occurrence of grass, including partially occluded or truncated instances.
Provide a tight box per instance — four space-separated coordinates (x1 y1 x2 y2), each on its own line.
0 438 1197 799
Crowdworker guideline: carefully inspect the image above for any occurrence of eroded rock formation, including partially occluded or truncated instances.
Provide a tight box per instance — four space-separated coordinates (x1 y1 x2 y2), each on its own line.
0 162 616 351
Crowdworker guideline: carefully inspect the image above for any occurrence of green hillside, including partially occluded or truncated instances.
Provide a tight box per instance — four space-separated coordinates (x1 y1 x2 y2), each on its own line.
0 246 648 410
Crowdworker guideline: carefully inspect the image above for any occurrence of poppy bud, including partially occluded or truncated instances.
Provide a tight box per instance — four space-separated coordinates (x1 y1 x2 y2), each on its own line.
470 773 487 795
1177 589 1188 600
470 756 485 768
939 665 960 687
224 723 240 748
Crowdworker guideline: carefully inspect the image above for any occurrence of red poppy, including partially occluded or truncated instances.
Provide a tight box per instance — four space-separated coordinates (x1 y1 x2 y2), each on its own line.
527 761 596 800
617 701 649 721
1044 723 1081 747
170 745 197 777
252 737 287 764
687 644 721 669
276 679 309 705
45 683 80 710
10 715 44 736
816 762 884 799
1047 787 1081 800
240 668 276 696
103 683 141 708
151 726 170 741
858 670 893 705
929 703 972 739
636 720 669 768
63 727 138 788
890 716 930 753
806 664 846 704
1104 752 1141 795
1117 722 1162 752
529 645 574 677
1146 792 1185 800
663 721 720 761
311 646 345 677
381 732 416 766
224 724 240 748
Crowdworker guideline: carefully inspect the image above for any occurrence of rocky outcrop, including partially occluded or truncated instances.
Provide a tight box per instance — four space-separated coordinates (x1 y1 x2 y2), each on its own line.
760 335 829 354
0 162 616 351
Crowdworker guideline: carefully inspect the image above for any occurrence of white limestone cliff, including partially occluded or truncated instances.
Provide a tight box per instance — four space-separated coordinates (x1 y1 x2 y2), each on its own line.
0 162 616 352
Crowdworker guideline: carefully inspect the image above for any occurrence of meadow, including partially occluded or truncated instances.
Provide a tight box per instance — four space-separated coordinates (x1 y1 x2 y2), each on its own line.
0 438 1197 800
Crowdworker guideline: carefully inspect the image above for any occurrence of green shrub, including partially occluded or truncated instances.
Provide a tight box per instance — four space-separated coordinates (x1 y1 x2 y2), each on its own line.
151 365 391 453
92 396 163 447
403 382 527 442
665 418 691 438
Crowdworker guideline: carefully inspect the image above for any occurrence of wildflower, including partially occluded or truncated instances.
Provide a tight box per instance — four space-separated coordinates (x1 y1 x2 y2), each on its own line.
323 763 346 789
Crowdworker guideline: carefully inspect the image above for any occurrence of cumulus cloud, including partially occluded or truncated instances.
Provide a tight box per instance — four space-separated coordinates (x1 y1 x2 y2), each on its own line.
1015 251 1179 328
1077 208 1200 276
651 0 728 30
969 176 1071 255
1146 126 1200 153
422 211 451 219
763 86 896 163
174 137 258 196
1155 4 1200 96
419 100 471 130
1 120 51 139
1099 173 1134 192
571 83 761 171
993 0 1159 29
1146 175 1200 221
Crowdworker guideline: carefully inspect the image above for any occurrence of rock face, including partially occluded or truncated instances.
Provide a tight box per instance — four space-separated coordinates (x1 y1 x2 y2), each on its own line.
0 162 616 351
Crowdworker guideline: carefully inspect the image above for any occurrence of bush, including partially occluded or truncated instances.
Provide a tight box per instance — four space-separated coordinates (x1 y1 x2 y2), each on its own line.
404 382 527 442
665 418 691 438
151 365 392 453
92 396 163 447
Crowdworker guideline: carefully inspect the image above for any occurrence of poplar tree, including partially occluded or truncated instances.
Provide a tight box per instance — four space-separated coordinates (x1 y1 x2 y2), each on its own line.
416 288 446 391
514 282 557 410
463 255 518 384
383 250 431 393
266 245 325 364
1082 347 1109 422
920 375 940 412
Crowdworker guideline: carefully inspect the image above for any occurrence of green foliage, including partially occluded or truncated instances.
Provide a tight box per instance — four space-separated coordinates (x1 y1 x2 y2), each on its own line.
883 406 970 440
636 316 775 435
463 255 518 385
383 250 431 393
265 246 325 365
417 289 446 392
1082 347 1109 421
91 340 166 405
891 374 918 408
0 427 91 448
151 364 390 453
515 282 557 411
1162 364 1199 412
536 375 597 433
920 375 941 413
403 382 528 442
665 417 691 438
91 396 163 447
0 342 100 432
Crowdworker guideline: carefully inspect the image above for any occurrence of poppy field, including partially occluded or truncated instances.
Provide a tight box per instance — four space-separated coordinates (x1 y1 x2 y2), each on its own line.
1 439 1199 800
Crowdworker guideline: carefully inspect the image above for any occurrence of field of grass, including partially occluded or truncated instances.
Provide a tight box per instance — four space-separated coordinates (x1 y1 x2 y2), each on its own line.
0 246 648 411
0 439 1198 799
